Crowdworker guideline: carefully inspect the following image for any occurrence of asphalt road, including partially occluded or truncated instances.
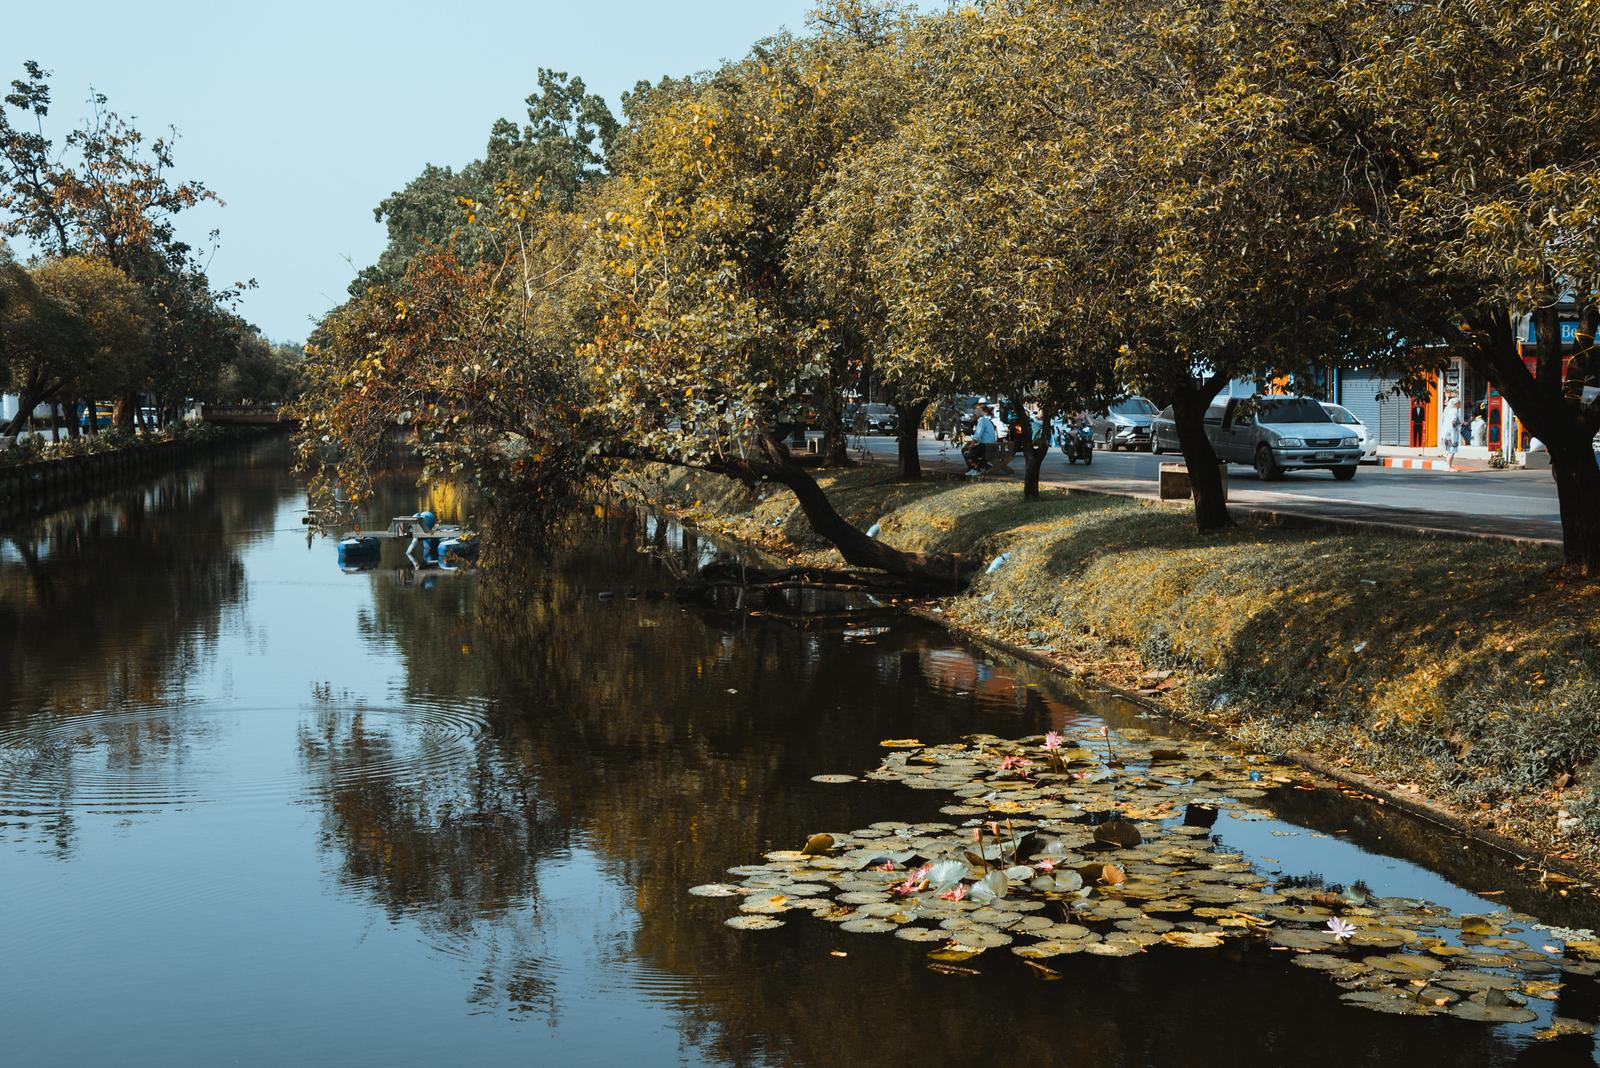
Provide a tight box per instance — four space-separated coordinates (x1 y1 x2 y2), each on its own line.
849 432 1564 544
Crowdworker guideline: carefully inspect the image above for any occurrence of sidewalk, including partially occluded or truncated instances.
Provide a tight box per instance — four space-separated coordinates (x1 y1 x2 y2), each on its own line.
1374 445 1511 472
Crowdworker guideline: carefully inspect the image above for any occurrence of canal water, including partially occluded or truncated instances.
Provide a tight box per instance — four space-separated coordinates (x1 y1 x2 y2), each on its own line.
2 438 1597 1066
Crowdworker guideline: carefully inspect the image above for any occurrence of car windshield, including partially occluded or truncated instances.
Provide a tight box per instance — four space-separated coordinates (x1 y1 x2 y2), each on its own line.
1323 405 1359 425
1258 398 1332 424
1111 398 1157 416
864 404 894 415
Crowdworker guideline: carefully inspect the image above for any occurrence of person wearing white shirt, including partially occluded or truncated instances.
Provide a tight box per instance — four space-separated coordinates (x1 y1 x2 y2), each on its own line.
1441 391 1462 470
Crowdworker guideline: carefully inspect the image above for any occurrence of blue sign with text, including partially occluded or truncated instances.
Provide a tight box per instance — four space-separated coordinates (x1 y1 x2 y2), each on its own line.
1525 319 1580 345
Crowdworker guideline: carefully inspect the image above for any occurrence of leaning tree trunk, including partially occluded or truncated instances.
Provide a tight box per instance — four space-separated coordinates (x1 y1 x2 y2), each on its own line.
895 398 928 480
2 379 48 438
638 436 978 591
1171 375 1231 531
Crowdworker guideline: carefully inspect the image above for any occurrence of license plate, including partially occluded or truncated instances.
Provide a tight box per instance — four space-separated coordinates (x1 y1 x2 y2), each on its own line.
1313 451 1334 461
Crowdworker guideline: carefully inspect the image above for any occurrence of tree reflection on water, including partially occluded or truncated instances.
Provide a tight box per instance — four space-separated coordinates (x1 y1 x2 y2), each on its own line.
294 506 1591 1066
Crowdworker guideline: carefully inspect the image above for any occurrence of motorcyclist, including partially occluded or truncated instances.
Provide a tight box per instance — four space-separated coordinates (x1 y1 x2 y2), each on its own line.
964 403 998 474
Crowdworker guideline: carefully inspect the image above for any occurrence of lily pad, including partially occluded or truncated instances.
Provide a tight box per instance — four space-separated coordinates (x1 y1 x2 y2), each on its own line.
725 915 785 931
1161 931 1225 949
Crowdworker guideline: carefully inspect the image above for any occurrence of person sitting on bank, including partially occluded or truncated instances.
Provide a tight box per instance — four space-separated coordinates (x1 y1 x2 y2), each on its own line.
964 403 997 473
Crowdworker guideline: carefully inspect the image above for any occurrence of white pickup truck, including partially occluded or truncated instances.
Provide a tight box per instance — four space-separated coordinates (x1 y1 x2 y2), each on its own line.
1205 395 1362 481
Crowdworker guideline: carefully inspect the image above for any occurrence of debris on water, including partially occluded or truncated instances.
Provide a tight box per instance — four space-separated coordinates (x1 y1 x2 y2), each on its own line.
695 727 1594 1031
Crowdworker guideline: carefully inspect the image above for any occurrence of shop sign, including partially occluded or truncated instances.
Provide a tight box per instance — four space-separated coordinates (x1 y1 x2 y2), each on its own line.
1525 319 1580 345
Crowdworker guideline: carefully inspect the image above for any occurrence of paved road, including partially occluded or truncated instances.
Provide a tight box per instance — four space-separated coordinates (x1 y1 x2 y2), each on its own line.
849 433 1563 544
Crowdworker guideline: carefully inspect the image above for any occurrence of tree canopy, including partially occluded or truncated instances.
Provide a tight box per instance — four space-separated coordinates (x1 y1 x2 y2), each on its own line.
298 0 1600 576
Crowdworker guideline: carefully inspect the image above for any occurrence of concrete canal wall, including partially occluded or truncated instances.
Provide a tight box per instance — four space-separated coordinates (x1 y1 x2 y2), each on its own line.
0 425 289 526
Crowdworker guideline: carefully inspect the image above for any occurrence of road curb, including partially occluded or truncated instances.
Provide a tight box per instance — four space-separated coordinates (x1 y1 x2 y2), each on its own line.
1382 456 1457 471
856 451 1562 550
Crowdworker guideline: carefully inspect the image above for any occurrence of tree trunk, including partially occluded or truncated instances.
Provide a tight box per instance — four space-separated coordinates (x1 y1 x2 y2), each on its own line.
112 392 140 430
2 381 47 437
1171 375 1232 531
1461 304 1600 574
50 402 63 443
895 398 928 480
1022 438 1050 500
631 437 978 590
65 401 81 438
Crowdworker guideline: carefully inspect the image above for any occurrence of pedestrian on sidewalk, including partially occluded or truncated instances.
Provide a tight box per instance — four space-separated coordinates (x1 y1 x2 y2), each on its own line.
1441 390 1462 470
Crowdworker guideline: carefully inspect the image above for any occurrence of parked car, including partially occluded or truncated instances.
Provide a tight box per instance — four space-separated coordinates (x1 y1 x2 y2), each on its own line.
1149 405 1179 454
1206 395 1361 480
1089 397 1158 451
1320 402 1379 462
861 403 899 435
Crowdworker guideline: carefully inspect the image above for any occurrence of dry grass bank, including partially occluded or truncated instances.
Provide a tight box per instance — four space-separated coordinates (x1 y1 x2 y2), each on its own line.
625 463 1600 874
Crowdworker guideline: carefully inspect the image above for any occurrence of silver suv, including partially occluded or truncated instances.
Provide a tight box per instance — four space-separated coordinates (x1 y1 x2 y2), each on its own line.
1205 396 1361 480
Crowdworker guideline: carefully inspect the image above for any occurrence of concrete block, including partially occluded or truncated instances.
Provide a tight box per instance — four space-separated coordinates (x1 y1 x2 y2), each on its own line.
1159 463 1228 501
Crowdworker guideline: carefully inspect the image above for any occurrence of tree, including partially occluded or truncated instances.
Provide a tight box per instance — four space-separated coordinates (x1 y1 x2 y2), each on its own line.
1324 0 1600 573
30 255 153 428
1 61 254 429
0 247 86 436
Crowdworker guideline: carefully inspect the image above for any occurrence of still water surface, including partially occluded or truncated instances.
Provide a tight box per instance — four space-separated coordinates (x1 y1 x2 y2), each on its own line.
2 439 1598 1066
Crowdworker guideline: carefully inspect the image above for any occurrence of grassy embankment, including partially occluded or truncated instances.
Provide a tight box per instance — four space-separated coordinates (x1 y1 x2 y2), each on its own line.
627 462 1600 876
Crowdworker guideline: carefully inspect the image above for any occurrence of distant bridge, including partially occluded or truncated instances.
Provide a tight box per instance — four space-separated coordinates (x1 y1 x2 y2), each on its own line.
200 404 296 426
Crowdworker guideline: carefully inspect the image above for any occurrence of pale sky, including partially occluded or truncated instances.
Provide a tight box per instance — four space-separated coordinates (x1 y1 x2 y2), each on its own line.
2 1 819 342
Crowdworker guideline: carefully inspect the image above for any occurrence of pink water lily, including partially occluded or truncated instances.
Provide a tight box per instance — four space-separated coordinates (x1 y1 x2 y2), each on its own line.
1043 731 1063 751
891 865 930 897
939 882 969 902
1034 858 1057 873
1327 917 1356 942
877 860 900 872
999 755 1032 777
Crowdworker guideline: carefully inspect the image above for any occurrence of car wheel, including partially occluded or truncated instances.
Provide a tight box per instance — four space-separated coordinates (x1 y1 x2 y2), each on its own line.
1332 465 1357 481
1104 429 1117 452
1254 445 1282 481
1151 439 1163 455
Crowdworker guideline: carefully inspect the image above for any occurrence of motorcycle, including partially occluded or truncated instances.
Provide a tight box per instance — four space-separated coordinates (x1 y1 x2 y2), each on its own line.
1059 422 1095 465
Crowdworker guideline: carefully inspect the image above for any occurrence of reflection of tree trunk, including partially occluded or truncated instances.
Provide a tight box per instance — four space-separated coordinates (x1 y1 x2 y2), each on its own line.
1171 374 1231 531
895 398 927 480
1462 304 1600 574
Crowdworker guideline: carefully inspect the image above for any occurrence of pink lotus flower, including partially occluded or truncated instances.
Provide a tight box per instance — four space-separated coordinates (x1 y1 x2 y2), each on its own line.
1000 754 1031 772
1327 917 1356 942
1043 731 1063 751
877 861 900 872
891 865 931 897
939 882 969 902
1034 858 1057 873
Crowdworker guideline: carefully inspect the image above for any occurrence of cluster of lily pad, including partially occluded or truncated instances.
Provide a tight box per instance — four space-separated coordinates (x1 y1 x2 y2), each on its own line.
692 729 1600 1035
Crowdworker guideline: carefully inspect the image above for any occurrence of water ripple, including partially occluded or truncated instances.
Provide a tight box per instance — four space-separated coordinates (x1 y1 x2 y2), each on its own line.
0 701 494 819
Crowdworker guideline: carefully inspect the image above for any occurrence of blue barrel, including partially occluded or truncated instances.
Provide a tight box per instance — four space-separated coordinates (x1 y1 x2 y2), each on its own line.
439 538 479 567
337 536 381 570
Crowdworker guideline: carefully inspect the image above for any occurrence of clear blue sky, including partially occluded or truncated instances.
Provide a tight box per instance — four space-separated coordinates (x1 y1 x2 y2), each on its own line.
2 1 819 342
